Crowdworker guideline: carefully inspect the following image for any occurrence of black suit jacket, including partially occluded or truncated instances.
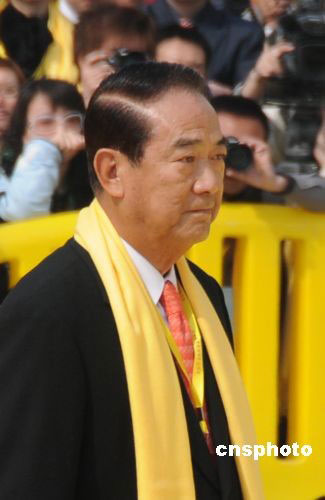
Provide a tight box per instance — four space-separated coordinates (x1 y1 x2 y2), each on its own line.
144 0 264 86
0 239 243 499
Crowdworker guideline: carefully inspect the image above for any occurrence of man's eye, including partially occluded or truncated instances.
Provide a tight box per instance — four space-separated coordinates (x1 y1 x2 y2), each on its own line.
180 156 195 163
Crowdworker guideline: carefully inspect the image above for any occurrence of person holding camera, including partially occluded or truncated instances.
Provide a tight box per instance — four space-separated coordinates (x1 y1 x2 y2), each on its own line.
212 95 325 211
74 5 156 105
238 0 325 173
239 40 294 100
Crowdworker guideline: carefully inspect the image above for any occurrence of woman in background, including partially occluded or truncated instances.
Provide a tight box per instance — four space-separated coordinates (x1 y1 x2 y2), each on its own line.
0 78 92 222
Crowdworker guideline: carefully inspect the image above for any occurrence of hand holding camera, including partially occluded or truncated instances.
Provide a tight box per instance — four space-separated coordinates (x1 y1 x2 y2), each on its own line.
241 40 294 100
225 136 289 193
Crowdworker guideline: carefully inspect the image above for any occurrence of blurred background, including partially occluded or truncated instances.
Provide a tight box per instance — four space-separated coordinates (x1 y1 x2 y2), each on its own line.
0 0 325 496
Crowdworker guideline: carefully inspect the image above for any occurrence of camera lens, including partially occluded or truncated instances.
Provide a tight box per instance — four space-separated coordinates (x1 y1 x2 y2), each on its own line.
225 137 253 171
107 49 150 71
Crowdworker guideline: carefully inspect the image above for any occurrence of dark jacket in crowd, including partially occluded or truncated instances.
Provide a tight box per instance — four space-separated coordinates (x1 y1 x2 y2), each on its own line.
145 0 264 85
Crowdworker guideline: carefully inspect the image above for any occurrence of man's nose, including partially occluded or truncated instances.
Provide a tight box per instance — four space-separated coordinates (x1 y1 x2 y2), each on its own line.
192 161 224 195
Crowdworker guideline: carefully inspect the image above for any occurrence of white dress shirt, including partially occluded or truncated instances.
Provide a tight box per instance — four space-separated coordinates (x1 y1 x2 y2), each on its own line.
122 239 177 323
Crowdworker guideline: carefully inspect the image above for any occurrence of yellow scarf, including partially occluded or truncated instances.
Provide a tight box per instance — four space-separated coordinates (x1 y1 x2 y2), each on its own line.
74 199 264 500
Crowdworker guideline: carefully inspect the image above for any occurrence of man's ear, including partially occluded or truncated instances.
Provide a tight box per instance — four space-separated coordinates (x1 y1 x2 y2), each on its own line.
93 148 124 198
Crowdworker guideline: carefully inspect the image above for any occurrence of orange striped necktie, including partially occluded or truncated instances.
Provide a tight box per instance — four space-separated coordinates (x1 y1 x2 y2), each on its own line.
160 280 215 454
160 280 194 379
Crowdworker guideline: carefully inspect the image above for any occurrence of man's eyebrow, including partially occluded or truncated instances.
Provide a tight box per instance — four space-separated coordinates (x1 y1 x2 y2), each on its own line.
171 136 227 149
172 137 202 148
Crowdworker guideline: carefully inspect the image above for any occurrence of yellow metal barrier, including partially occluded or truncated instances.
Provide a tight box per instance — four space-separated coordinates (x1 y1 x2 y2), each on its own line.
0 211 78 287
0 204 324 499
188 203 325 500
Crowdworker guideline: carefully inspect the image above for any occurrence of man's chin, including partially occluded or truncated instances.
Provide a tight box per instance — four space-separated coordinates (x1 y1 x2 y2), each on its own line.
188 222 212 247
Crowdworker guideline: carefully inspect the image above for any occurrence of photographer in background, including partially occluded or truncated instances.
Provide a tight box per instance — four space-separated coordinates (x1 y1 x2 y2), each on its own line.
239 39 294 100
238 0 325 172
212 95 325 211
74 5 156 105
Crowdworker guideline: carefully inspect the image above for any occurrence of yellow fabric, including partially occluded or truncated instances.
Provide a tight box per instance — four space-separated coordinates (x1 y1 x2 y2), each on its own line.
0 0 79 84
181 286 205 408
74 199 265 500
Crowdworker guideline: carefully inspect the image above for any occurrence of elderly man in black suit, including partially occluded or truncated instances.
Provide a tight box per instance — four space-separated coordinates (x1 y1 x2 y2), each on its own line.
0 63 264 500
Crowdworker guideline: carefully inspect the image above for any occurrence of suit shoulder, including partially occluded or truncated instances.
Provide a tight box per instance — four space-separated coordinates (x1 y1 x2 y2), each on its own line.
1 239 105 316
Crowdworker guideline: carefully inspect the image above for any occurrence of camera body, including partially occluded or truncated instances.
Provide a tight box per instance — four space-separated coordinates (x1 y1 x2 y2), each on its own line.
279 0 325 86
265 0 325 104
225 137 253 171
263 0 325 173
107 49 150 72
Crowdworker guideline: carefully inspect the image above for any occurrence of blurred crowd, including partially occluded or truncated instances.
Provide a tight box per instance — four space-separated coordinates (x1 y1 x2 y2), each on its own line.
0 0 325 223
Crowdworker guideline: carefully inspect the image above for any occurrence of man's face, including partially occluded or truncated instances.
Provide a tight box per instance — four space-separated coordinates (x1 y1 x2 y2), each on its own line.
155 38 207 77
78 34 150 105
118 89 226 252
217 111 267 194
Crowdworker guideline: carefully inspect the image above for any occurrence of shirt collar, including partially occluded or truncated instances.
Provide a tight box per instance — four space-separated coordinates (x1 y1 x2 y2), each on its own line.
122 239 177 305
59 0 79 24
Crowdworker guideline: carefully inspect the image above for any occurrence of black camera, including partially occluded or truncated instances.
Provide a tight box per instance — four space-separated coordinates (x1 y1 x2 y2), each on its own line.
225 137 253 171
263 0 325 174
265 0 325 103
107 48 151 72
279 0 325 86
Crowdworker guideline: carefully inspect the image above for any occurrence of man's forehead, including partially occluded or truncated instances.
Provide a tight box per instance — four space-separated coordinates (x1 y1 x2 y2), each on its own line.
148 90 222 142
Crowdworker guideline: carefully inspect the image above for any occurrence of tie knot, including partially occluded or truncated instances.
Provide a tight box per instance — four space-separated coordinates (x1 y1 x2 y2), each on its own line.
160 280 183 317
